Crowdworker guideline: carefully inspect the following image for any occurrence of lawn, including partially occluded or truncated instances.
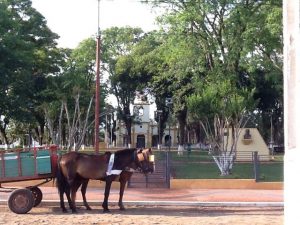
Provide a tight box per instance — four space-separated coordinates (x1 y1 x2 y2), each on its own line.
162 150 284 182
171 162 283 181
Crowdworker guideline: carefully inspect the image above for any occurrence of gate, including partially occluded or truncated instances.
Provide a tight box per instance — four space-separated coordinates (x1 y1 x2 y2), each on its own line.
128 150 170 188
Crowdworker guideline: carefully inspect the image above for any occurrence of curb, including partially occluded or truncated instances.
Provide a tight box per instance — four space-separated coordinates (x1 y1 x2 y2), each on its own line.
0 200 284 207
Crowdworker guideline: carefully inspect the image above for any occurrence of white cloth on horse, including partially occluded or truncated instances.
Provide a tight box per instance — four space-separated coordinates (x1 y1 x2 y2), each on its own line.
106 153 122 175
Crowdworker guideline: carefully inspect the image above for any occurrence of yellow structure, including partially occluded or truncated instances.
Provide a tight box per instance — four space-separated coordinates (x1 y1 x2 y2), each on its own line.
235 128 270 161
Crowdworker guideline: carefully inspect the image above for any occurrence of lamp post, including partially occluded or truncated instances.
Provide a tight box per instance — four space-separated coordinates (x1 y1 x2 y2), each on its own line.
156 110 163 150
165 97 172 189
94 0 101 154
125 114 131 148
110 113 113 147
165 98 173 152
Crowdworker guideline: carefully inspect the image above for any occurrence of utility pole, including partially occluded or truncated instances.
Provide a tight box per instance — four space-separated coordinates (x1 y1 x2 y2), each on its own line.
94 0 101 154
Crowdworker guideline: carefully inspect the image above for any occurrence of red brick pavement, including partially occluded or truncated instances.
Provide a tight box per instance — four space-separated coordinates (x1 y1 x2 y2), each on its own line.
0 185 283 204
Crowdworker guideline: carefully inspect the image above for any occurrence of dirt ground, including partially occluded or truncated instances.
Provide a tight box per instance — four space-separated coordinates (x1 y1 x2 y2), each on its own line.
0 205 283 225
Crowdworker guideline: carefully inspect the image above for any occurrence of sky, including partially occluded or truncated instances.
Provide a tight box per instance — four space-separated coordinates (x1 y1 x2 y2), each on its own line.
31 0 160 49
31 0 160 111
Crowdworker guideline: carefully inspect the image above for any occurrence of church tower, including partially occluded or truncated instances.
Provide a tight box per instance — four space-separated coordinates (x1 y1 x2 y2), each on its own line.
132 92 152 148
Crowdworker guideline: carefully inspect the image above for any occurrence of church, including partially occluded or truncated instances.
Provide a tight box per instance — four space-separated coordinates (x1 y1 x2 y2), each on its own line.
115 95 178 149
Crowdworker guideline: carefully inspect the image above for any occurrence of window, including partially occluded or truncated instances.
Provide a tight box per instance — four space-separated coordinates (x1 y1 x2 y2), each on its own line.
134 106 144 116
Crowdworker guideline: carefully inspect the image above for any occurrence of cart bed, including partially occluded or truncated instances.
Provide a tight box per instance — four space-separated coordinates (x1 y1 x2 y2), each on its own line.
0 146 58 183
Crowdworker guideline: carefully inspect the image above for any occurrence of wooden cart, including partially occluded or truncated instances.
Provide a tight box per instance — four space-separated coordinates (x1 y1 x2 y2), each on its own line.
0 145 58 214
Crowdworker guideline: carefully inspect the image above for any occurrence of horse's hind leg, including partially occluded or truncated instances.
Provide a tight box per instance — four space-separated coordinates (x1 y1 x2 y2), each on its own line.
65 186 77 213
56 162 70 213
70 180 81 213
81 179 92 210
59 189 67 213
62 176 77 213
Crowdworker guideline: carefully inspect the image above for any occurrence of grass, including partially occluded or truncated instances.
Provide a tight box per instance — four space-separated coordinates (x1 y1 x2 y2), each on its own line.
164 150 284 182
258 162 284 181
172 161 283 181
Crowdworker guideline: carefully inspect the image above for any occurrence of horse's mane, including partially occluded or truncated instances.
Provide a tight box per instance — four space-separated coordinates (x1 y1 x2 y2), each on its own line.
114 148 136 157
110 148 136 168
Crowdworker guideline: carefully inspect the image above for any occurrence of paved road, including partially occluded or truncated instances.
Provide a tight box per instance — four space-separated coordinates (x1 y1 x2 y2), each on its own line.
0 185 283 206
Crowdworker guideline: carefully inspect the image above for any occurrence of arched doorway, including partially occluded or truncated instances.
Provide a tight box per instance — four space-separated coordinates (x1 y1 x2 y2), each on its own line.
165 135 171 147
136 134 145 148
152 135 158 147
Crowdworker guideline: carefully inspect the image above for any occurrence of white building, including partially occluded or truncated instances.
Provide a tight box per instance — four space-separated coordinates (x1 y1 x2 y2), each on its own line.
115 96 178 148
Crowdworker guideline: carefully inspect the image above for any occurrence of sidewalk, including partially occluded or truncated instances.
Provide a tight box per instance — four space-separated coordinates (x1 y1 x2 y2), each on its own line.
0 184 283 207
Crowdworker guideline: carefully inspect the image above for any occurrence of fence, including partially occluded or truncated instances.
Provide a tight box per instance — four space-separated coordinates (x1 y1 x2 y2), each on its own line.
126 149 283 188
165 149 282 184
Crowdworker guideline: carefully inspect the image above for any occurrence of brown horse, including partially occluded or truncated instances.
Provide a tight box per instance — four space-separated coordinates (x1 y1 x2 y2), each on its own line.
73 170 134 212
56 148 154 213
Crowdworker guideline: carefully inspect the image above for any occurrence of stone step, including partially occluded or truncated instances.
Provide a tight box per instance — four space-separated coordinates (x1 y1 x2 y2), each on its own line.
128 160 167 188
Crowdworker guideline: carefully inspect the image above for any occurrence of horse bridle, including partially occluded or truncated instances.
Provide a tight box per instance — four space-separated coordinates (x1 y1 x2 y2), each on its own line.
133 149 154 171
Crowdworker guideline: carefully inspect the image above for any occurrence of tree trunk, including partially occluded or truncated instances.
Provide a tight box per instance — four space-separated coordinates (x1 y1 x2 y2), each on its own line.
177 109 187 156
75 96 93 151
44 107 57 145
126 123 132 147
0 125 9 145
33 113 46 145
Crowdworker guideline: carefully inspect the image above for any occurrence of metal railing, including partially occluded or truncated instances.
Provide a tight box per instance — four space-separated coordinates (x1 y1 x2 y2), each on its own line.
166 150 278 182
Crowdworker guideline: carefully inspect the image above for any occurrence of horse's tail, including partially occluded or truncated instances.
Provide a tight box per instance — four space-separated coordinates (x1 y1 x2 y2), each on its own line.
56 156 69 194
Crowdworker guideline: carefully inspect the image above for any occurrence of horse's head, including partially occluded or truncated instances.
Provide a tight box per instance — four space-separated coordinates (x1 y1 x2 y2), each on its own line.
135 148 155 174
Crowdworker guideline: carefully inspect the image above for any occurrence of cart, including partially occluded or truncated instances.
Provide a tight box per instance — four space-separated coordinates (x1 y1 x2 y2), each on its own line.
0 145 58 214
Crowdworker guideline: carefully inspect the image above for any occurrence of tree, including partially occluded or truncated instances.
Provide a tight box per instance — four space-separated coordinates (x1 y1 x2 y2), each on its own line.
154 35 198 154
101 27 145 147
126 31 170 147
146 0 282 171
130 29 199 152
188 79 255 175
42 38 107 151
0 0 60 145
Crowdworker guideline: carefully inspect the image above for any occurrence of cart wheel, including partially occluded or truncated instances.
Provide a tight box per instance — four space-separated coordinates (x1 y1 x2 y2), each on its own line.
28 187 43 207
8 188 34 214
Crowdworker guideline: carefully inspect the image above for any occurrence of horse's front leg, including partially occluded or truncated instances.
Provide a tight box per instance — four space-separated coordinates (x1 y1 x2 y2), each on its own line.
118 172 132 210
102 178 113 213
118 180 127 210
81 179 92 210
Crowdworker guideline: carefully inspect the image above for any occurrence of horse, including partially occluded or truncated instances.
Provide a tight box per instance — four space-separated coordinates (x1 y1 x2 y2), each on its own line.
71 170 135 212
56 148 154 213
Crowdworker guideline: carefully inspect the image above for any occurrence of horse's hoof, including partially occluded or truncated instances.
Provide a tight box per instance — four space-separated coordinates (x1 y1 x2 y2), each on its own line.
103 209 110 213
72 209 78 214
62 209 68 213
119 206 126 210
86 207 92 211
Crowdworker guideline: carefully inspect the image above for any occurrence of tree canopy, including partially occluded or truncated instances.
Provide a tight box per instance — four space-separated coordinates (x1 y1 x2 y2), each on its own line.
0 0 60 144
0 0 283 160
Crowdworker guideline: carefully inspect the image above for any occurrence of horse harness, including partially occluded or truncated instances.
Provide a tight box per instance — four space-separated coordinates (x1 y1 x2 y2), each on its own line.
106 149 154 176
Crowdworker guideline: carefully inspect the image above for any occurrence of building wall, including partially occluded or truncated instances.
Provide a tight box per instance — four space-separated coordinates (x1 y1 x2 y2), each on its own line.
115 101 179 148
116 120 178 148
236 128 270 161
223 128 270 161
